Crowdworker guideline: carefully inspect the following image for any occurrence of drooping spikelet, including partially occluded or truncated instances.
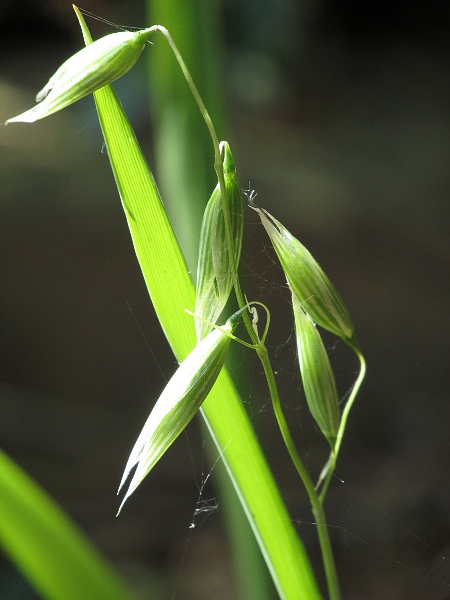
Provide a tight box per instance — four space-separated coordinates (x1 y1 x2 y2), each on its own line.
117 308 245 513
6 26 155 124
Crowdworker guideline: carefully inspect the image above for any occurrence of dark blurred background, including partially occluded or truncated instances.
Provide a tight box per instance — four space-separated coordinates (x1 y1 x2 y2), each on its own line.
1 1 449 599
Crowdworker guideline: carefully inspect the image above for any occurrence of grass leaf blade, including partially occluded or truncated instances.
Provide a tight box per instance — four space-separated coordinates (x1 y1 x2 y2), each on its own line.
76 8 321 599
0 449 135 600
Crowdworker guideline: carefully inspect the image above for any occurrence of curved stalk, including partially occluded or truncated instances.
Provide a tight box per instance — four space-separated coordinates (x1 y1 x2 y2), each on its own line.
257 344 341 600
154 26 258 345
319 343 366 503
155 26 346 598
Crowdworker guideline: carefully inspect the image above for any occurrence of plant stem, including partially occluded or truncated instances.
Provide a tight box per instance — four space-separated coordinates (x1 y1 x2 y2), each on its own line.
257 344 341 600
336 340 366 458
319 342 366 503
155 26 258 344
154 27 220 154
156 26 344 598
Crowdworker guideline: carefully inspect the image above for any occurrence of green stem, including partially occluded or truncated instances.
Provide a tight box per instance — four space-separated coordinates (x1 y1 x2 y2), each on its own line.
155 26 221 158
317 453 335 504
335 340 366 458
319 341 366 503
155 26 258 344
156 27 343 597
257 344 341 600
313 504 340 600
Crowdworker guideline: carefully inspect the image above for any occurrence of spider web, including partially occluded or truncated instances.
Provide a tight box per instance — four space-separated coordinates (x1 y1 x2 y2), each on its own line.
162 214 450 600
74 12 450 596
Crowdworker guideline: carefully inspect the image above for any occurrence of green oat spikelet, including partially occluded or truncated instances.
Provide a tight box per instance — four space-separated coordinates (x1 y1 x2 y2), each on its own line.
117 308 245 513
6 25 156 124
195 141 244 341
256 207 354 341
293 295 340 448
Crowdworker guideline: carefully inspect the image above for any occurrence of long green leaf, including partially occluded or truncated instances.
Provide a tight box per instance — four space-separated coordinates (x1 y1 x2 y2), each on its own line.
0 450 135 600
77 9 321 600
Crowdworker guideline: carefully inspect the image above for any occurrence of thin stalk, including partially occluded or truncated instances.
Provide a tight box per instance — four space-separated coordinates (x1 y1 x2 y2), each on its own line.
154 26 258 345
155 27 343 598
335 341 366 459
256 344 341 600
154 26 220 160
319 343 366 503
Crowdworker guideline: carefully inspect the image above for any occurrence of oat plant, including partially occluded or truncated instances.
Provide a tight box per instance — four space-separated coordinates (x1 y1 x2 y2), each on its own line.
3 7 366 600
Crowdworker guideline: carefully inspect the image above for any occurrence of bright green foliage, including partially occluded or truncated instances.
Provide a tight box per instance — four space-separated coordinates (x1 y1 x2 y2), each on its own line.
293 295 340 448
72 10 321 595
1 4 370 598
0 450 136 600
118 309 244 513
84 82 321 600
195 141 244 340
256 207 354 341
6 29 155 124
